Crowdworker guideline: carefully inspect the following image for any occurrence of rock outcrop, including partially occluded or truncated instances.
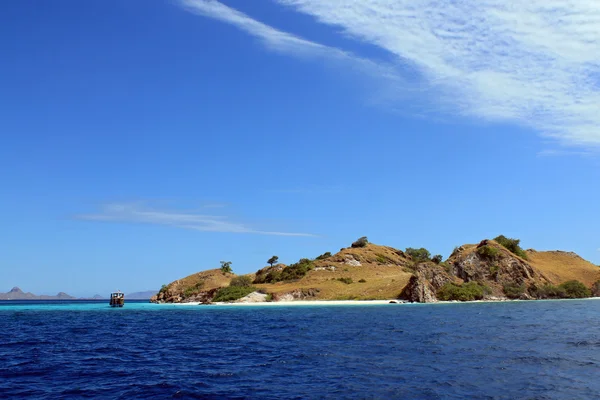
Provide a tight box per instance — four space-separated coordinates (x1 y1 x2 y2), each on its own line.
400 263 453 302
273 288 320 302
447 240 550 296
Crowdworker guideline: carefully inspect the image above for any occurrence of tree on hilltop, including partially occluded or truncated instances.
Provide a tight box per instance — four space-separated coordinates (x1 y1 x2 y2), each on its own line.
267 256 279 267
351 236 369 248
220 261 233 274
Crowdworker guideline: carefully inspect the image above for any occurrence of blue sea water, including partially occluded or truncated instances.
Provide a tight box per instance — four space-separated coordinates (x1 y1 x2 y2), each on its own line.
1 300 600 399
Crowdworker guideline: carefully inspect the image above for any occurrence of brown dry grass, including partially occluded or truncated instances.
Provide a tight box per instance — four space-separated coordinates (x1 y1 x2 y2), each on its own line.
167 268 233 295
526 250 600 287
254 244 413 300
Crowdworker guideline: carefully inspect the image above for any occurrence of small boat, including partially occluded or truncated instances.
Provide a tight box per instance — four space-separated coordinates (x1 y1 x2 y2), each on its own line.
109 291 124 307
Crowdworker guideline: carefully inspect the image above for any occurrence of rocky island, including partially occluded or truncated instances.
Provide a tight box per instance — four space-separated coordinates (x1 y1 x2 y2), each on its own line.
151 236 600 305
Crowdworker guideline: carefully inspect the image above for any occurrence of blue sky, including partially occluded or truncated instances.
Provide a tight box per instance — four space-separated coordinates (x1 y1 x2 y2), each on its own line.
1 0 599 297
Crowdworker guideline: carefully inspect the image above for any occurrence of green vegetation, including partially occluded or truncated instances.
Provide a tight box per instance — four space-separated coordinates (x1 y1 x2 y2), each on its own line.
337 277 353 284
351 236 369 248
489 265 499 276
212 286 256 302
494 235 528 259
255 258 315 284
375 254 388 264
280 258 314 281
358 279 366 283
182 281 205 299
503 283 526 299
230 275 253 288
220 261 233 274
437 282 486 301
530 284 565 299
267 255 279 267
529 281 590 299
316 252 332 260
477 245 499 259
559 280 591 298
405 247 431 263
159 284 168 294
431 254 443 264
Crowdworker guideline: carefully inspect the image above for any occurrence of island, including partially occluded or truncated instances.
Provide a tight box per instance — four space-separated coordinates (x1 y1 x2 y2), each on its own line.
151 236 600 305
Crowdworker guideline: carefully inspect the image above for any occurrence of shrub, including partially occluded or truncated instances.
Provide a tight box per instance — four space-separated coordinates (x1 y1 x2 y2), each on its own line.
159 284 169 294
316 252 332 260
182 281 204 298
530 284 566 299
405 247 431 263
351 236 369 248
212 286 256 302
431 254 443 264
358 279 366 283
375 254 388 264
503 283 526 299
494 235 528 259
279 258 314 281
477 245 499 259
337 277 353 284
437 282 485 301
230 275 253 288
559 280 591 299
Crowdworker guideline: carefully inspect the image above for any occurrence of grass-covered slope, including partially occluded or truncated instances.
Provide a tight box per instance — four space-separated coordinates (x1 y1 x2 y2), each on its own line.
254 244 414 300
526 250 600 287
152 269 234 303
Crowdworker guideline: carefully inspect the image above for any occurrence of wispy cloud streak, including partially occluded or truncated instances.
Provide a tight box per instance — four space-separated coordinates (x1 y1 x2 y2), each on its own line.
180 0 405 86
182 0 600 148
76 203 315 237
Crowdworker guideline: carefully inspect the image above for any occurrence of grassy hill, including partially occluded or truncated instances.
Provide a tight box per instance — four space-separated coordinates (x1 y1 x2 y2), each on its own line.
526 250 600 287
152 237 600 304
254 244 414 300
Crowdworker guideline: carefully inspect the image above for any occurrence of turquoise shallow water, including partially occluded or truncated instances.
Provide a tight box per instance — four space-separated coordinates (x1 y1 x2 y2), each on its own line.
2 299 600 399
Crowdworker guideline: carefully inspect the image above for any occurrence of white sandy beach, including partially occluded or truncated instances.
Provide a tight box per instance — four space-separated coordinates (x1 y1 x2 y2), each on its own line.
168 300 402 306
161 297 600 306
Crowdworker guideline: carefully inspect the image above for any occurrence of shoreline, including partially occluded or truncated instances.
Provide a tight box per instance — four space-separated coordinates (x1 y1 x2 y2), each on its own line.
157 297 600 306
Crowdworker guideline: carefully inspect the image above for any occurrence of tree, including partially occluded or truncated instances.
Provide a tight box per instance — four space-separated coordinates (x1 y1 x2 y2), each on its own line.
351 236 369 248
493 235 528 259
230 275 253 288
405 247 431 262
220 261 232 274
431 254 443 264
267 256 279 267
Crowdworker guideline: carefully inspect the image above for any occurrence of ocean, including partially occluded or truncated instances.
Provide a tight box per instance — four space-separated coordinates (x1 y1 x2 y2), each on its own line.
1 299 599 399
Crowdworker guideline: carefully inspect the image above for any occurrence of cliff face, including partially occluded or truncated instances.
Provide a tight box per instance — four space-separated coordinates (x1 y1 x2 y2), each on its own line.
449 240 550 294
400 263 454 302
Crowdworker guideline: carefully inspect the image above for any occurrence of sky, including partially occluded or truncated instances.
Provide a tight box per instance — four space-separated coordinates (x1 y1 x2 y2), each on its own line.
1 0 599 297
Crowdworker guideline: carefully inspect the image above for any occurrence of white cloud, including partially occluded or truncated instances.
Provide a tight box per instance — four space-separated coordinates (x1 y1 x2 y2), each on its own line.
182 0 600 148
76 203 315 237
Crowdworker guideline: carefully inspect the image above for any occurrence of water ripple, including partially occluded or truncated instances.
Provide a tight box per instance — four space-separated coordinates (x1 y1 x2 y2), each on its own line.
1 300 600 399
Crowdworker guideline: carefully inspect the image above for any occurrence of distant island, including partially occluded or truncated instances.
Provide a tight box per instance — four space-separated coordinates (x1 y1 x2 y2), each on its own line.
152 236 600 305
0 287 75 300
0 288 158 301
